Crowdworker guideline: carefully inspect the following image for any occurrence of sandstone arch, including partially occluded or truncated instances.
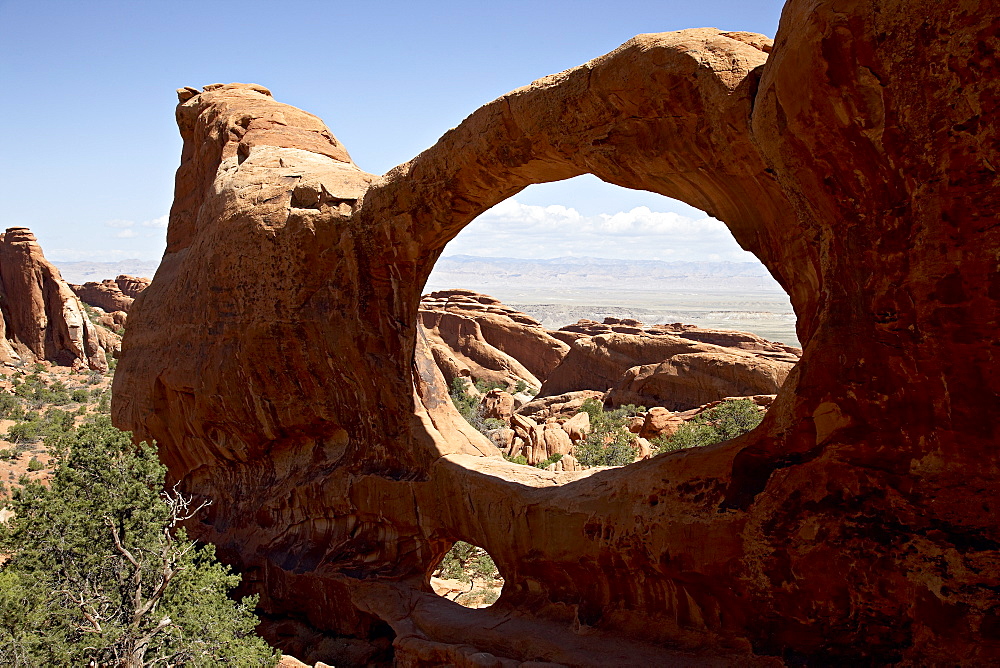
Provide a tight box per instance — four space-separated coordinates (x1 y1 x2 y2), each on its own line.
114 1 1000 664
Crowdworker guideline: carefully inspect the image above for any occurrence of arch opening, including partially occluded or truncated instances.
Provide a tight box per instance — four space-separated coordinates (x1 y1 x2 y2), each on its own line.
429 540 504 609
419 178 800 470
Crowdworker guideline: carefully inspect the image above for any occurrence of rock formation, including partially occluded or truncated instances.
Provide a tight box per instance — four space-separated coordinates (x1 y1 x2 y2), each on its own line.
114 3 1000 664
541 329 794 410
115 274 150 299
71 279 134 313
0 228 109 371
71 274 150 318
419 290 569 389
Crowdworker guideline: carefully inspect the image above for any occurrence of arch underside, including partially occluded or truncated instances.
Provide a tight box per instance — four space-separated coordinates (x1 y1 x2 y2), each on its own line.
114 4 1000 665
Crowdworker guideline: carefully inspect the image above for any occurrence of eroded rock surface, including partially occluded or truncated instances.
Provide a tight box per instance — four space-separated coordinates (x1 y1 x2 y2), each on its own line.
0 228 109 371
71 279 134 313
72 275 150 314
420 290 569 389
541 329 794 410
115 4 1000 664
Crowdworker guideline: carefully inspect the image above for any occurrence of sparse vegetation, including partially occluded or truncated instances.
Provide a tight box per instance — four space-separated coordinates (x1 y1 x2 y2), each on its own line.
433 541 503 608
573 399 643 468
535 453 563 469
652 399 763 454
449 378 507 434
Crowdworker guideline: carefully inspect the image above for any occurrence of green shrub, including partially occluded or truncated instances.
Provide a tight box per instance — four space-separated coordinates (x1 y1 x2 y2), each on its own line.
535 453 563 469
503 453 528 466
572 400 640 467
70 389 89 403
652 399 764 455
438 541 499 583
0 418 280 666
449 378 507 436
575 428 638 467
0 393 22 419
26 457 43 472
6 421 40 445
473 379 505 394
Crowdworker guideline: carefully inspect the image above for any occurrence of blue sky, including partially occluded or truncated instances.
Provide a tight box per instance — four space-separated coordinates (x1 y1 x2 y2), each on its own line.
0 0 784 263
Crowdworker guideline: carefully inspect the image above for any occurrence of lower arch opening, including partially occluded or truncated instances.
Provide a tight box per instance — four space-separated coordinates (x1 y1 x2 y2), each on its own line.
429 541 505 609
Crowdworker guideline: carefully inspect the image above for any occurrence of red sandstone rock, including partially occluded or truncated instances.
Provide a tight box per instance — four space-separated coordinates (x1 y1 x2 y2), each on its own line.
0 228 108 371
560 411 590 442
542 422 573 457
515 390 605 422
541 331 794 410
96 309 127 330
604 350 792 410
419 291 569 389
114 6 1000 664
115 274 150 299
71 279 134 313
639 407 683 440
478 388 514 421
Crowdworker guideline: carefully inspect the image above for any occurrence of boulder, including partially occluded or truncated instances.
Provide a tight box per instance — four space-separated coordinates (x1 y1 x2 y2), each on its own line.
560 411 590 442
639 407 683 440
516 389 604 421
604 351 791 411
541 332 794 410
478 389 514 421
542 422 573 457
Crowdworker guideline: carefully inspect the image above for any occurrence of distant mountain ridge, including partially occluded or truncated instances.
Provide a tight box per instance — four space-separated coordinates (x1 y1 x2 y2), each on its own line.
427 255 785 291
53 260 159 285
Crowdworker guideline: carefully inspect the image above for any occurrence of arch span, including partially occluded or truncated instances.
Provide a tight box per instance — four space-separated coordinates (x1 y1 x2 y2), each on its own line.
115 5 1000 665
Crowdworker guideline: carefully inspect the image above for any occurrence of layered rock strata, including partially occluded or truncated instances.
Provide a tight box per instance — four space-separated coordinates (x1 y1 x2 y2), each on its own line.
115 3 1000 664
541 330 794 410
419 290 569 389
71 274 150 317
0 228 109 371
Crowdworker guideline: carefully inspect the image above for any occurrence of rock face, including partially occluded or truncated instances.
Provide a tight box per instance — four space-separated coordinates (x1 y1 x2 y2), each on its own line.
541 329 795 410
71 274 150 314
419 290 569 389
0 228 109 371
115 274 150 299
114 4 1000 664
71 279 133 313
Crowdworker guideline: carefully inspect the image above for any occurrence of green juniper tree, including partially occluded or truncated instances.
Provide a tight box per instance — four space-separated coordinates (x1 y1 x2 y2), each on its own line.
0 418 279 668
652 398 764 454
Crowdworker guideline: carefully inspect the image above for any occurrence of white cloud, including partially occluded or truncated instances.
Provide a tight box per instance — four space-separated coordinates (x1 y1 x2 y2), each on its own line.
141 215 169 228
105 219 135 229
444 199 757 262
115 229 137 239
